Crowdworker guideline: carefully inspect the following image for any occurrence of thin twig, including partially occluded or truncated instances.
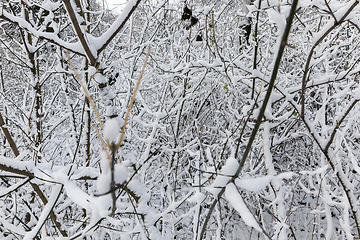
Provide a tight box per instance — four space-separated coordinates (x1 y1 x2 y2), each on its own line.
115 47 150 150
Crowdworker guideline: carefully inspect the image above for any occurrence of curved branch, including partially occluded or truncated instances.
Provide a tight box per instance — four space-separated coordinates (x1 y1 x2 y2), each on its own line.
63 0 96 65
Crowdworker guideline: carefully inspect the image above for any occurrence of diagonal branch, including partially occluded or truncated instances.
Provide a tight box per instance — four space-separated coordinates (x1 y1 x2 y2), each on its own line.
63 0 96 65
0 111 19 156
198 0 299 238
97 0 142 54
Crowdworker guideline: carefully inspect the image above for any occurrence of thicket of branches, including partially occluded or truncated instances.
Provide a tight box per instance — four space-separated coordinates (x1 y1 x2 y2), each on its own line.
1 0 360 239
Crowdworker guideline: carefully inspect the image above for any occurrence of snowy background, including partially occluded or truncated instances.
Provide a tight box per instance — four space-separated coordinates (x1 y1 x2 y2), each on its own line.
0 0 360 239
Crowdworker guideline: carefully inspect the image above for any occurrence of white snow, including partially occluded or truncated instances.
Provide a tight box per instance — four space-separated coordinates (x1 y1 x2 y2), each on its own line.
203 6 212 15
88 66 97 76
114 163 127 184
236 175 273 192
0 178 29 198
64 180 92 211
206 156 239 195
104 119 120 143
235 172 294 192
355 84 360 99
96 172 111 194
267 9 286 34
92 194 112 217
1 11 85 55
225 183 262 232
100 150 111 174
70 167 99 180
0 151 33 174
42 0 61 11
0 216 26 236
187 191 205 203
92 0 140 51
94 72 107 84
312 0 357 44
23 184 63 240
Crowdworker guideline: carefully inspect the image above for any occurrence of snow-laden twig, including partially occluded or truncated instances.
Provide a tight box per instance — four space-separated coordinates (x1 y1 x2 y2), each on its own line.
263 122 287 240
115 47 150 150
199 0 299 238
23 184 63 240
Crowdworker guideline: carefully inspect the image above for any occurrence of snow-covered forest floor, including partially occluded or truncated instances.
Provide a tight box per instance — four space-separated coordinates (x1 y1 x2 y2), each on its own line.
1 0 360 239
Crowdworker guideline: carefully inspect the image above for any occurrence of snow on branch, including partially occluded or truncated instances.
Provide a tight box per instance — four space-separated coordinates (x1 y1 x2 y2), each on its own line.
225 183 262 232
0 151 34 177
96 0 142 54
0 9 85 56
